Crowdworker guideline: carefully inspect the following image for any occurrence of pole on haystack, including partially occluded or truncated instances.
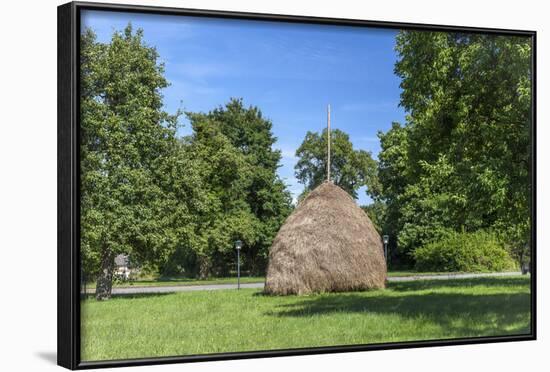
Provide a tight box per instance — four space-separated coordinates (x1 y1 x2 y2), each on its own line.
327 104 331 182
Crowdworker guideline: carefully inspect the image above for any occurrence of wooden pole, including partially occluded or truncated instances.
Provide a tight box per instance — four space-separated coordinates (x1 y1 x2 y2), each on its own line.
327 104 331 182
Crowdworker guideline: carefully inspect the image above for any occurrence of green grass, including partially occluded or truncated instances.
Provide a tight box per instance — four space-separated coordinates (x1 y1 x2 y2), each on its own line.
85 276 265 289
81 276 531 361
385 270 518 277
85 270 519 289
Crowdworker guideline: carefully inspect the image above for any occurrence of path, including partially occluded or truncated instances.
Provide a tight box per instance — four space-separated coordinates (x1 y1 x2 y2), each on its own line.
85 271 523 295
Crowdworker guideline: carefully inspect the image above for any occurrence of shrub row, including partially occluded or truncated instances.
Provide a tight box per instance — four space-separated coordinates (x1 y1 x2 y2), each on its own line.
413 230 517 272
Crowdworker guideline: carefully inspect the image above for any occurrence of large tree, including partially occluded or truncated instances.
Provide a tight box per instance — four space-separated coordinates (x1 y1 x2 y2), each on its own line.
185 99 292 276
80 25 181 299
295 128 379 199
377 31 532 264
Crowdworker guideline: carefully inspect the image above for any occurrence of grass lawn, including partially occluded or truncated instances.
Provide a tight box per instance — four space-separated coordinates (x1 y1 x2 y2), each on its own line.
386 270 507 277
81 276 531 361
85 276 266 290
85 271 519 290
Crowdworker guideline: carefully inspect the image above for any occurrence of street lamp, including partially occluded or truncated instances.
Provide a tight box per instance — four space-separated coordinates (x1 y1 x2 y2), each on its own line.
235 240 242 290
382 235 389 266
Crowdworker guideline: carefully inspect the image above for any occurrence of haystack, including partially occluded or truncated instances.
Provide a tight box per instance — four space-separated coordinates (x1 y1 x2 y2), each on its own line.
264 181 386 295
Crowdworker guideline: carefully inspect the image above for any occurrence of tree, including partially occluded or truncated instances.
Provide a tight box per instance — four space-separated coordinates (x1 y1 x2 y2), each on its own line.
295 128 378 199
80 25 181 299
154 136 220 279
377 31 532 266
184 99 292 276
361 201 386 235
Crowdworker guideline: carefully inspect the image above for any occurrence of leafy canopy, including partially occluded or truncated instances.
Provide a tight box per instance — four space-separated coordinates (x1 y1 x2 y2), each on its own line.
295 128 379 199
80 25 182 279
377 31 531 265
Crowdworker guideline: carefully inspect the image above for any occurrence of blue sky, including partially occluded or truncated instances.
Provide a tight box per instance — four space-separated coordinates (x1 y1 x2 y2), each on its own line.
82 10 406 205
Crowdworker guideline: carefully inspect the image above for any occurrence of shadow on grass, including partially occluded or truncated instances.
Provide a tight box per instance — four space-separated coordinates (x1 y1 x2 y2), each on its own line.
388 277 530 292
267 278 531 336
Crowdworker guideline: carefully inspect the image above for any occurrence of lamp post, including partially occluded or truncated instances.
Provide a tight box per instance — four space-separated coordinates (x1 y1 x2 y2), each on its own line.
383 235 389 266
235 240 242 290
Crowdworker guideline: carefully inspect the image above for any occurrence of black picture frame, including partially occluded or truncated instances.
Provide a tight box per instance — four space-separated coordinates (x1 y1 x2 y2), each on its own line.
58 1 537 369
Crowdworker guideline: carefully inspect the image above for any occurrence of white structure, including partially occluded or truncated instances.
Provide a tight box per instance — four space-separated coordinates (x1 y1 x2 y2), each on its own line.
114 254 131 280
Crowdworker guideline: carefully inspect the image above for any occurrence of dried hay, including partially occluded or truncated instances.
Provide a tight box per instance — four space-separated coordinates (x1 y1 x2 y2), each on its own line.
265 181 386 295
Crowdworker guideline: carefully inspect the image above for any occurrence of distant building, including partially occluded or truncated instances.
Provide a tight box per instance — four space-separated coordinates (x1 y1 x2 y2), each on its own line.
114 254 131 280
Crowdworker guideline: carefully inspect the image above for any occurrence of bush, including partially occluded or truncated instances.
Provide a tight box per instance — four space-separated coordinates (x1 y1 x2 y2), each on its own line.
413 230 517 272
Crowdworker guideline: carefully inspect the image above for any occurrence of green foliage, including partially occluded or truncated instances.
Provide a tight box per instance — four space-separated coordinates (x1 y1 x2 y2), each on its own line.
80 26 291 295
80 25 182 291
80 23 533 295
361 201 386 234
171 99 292 277
413 231 517 272
377 31 532 265
295 128 379 199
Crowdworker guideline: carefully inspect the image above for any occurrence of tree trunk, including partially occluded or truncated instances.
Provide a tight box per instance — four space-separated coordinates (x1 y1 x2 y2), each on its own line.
95 249 115 300
519 248 530 275
248 252 258 276
198 255 211 280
